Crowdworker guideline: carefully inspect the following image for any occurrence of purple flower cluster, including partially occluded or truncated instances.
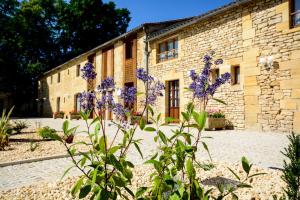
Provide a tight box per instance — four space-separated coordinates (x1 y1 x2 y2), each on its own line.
79 91 95 112
121 87 137 106
112 103 128 121
81 62 97 80
147 81 165 105
188 54 230 99
96 92 115 111
207 72 231 96
97 77 115 91
136 68 165 105
136 68 153 82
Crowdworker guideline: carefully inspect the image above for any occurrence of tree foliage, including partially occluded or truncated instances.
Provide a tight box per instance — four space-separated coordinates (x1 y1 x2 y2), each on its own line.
0 0 130 115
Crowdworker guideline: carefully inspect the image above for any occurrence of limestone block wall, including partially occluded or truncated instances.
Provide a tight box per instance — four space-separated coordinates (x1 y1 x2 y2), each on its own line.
146 0 300 133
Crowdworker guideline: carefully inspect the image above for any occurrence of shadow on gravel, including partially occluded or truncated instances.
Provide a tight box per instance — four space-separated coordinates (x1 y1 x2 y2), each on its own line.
9 138 52 143
201 176 241 187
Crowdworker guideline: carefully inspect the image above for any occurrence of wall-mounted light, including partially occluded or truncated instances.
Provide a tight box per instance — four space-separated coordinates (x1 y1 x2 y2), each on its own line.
43 97 47 101
259 55 273 69
35 98 39 102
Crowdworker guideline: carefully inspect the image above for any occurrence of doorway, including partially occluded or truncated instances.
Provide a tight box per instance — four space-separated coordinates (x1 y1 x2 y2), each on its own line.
167 80 180 122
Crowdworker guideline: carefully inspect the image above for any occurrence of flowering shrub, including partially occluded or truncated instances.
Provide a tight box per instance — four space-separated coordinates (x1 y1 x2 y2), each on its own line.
47 52 262 199
207 109 225 118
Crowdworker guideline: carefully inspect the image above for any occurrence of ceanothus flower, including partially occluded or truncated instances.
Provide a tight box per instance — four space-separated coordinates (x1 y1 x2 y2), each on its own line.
189 54 230 100
79 91 95 112
136 68 153 82
97 77 115 91
81 62 97 80
147 81 165 105
121 86 137 106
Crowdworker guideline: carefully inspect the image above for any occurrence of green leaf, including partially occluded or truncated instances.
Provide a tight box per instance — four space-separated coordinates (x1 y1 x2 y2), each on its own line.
124 187 134 197
99 136 106 153
227 167 240 181
109 154 123 172
134 142 143 159
181 112 190 121
248 172 267 178
147 105 154 116
79 184 91 199
144 127 156 132
62 120 69 134
136 187 147 197
60 166 75 181
139 118 145 130
158 130 168 144
47 132 62 142
169 194 181 200
186 158 196 179
192 111 207 131
157 113 161 122
212 98 227 105
241 156 251 174
112 175 126 187
70 177 84 196
108 145 120 154
202 142 212 162
232 193 239 200
99 189 110 200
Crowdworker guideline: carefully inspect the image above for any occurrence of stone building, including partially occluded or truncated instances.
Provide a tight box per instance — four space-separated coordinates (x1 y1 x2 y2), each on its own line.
38 0 300 133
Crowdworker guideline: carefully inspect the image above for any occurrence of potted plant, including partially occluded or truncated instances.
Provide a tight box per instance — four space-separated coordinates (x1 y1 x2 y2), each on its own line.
205 109 226 130
69 110 81 120
53 111 65 119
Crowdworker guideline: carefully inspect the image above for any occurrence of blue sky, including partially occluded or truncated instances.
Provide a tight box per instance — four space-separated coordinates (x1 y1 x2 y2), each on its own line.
106 0 233 30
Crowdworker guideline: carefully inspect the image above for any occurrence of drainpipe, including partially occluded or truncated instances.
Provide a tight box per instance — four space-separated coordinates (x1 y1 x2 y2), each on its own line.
143 26 150 123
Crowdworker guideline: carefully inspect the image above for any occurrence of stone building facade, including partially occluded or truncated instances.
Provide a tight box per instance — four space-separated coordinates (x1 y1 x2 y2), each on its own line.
38 0 300 133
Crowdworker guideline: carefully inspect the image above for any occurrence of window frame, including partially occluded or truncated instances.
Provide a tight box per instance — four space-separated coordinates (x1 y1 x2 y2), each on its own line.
125 40 133 59
157 38 178 63
290 0 300 28
231 65 240 85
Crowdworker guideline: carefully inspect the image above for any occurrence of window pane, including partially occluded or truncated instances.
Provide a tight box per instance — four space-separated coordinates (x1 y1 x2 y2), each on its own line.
168 41 174 50
159 43 166 53
236 67 240 84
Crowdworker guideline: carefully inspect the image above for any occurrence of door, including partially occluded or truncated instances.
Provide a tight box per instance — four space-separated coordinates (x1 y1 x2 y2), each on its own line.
168 80 180 122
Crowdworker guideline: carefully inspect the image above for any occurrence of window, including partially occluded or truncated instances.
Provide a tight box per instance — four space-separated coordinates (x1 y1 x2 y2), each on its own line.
232 66 240 85
125 41 133 59
291 0 300 27
50 76 53 84
67 69 69 75
56 97 60 112
157 38 178 62
75 94 81 112
76 65 80 77
57 72 61 83
211 68 220 83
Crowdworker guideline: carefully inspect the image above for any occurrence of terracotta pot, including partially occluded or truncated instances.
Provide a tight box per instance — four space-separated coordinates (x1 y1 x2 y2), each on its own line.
205 118 225 130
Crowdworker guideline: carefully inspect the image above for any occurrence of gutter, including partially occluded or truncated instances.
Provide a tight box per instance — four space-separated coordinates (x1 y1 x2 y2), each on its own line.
146 0 253 42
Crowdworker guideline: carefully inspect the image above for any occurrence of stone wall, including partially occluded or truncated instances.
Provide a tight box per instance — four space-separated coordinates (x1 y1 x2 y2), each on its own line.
146 0 300 133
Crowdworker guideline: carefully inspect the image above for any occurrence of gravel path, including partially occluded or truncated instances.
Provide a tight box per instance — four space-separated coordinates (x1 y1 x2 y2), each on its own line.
1 118 289 191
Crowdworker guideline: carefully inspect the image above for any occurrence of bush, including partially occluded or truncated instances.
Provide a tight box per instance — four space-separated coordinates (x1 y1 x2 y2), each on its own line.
207 109 225 118
47 54 262 199
12 120 29 134
0 107 14 150
281 133 300 200
37 126 57 139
